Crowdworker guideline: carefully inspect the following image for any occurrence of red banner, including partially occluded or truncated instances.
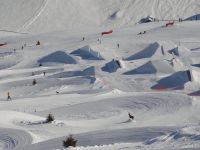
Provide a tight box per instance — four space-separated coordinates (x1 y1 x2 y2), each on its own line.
101 30 113 35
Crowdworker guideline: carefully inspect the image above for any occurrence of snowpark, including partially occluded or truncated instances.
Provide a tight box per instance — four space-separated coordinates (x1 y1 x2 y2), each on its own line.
1 0 200 150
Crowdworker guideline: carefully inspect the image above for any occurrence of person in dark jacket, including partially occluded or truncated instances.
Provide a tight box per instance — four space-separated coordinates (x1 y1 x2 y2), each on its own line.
128 112 134 120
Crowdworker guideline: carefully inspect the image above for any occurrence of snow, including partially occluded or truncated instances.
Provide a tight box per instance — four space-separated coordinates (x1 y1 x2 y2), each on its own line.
0 0 200 150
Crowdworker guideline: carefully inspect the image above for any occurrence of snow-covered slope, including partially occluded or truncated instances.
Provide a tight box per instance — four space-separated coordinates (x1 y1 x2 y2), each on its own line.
1 1 200 150
0 0 200 33
0 20 199 150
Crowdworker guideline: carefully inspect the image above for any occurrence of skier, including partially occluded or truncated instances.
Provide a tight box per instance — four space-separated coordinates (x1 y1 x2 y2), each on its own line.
117 43 119 48
43 72 46 76
7 92 11 100
36 41 41 46
82 37 85 41
32 79 37 85
128 112 134 120
97 38 101 44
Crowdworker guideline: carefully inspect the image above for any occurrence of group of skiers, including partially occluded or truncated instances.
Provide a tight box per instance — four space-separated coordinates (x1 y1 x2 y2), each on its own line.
138 31 146 35
5 36 136 121
7 71 46 100
82 36 120 49
12 41 41 53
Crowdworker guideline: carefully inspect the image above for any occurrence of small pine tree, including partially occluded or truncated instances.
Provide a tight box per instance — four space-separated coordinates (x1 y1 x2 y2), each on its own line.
63 135 77 148
46 113 54 123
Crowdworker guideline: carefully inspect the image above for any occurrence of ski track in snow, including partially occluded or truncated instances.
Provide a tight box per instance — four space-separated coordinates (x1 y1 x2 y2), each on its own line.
0 128 32 150
17 0 49 32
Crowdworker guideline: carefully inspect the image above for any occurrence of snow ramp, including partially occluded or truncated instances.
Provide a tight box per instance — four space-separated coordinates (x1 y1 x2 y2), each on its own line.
185 13 200 21
126 42 159 60
168 46 190 57
124 60 174 75
38 51 76 65
50 66 95 78
102 59 122 73
71 45 104 60
151 70 191 90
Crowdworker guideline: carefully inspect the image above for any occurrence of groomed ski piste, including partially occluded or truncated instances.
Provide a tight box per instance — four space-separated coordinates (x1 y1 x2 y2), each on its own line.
1 0 200 150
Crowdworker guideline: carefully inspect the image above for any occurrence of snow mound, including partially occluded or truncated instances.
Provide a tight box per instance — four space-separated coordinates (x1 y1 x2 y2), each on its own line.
124 60 174 75
38 51 76 65
111 89 123 94
71 46 104 60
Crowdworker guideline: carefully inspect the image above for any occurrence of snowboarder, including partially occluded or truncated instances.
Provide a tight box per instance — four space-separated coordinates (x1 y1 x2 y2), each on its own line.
7 92 11 100
128 112 134 120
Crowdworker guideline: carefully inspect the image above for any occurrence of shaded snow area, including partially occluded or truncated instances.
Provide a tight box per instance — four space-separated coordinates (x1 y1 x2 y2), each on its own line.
1 1 200 150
